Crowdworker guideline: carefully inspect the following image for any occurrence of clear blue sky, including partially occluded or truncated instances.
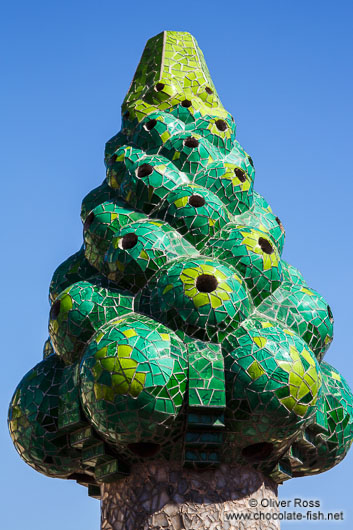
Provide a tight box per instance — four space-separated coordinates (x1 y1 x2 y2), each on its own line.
1 1 352 528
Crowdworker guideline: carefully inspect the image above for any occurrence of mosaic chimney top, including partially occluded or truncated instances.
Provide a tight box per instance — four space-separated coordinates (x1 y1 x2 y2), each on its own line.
8 31 353 498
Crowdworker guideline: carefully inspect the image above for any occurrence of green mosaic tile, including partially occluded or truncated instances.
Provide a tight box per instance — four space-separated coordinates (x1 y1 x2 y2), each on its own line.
151 183 231 249
49 247 98 302
287 362 353 477
83 201 146 272
106 145 190 215
49 280 134 364
80 314 188 449
220 319 322 464
136 257 252 342
104 219 197 291
187 339 225 409
205 224 282 306
8 356 83 478
237 191 285 255
257 281 334 361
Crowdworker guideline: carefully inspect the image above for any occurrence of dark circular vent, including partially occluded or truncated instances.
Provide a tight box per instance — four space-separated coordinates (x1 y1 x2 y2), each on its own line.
184 137 199 148
242 442 273 462
181 99 192 108
196 274 218 293
145 119 157 131
137 164 153 178
189 194 206 208
234 168 246 182
155 83 165 92
205 86 213 94
50 300 61 320
121 233 138 250
215 119 227 132
258 237 273 255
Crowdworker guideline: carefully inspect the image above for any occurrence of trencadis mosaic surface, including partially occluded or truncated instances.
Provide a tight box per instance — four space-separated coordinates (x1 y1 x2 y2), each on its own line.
8 31 353 497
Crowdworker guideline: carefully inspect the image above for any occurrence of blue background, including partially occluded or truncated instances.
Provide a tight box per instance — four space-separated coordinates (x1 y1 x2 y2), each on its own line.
1 1 352 528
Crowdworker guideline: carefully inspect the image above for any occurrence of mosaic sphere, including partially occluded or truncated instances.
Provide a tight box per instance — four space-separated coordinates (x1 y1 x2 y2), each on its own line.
80 315 188 448
137 257 252 342
8 356 81 477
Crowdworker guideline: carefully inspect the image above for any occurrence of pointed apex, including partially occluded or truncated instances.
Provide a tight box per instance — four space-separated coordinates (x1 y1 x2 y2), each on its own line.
122 30 226 123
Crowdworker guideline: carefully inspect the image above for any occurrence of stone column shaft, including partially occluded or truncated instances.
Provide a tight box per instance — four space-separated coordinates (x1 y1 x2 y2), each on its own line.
101 463 280 530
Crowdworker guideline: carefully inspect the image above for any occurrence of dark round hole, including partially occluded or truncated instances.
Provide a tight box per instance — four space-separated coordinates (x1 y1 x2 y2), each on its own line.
234 167 247 182
196 274 218 293
205 86 213 94
121 233 138 250
128 443 161 458
137 163 153 178
188 194 206 208
145 119 157 131
155 82 165 92
184 136 199 148
242 442 273 462
215 119 227 132
181 99 192 108
124 111 130 119
275 216 285 234
248 155 254 167
50 300 61 320
84 211 95 231
327 306 333 321
258 237 273 255
231 115 235 123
